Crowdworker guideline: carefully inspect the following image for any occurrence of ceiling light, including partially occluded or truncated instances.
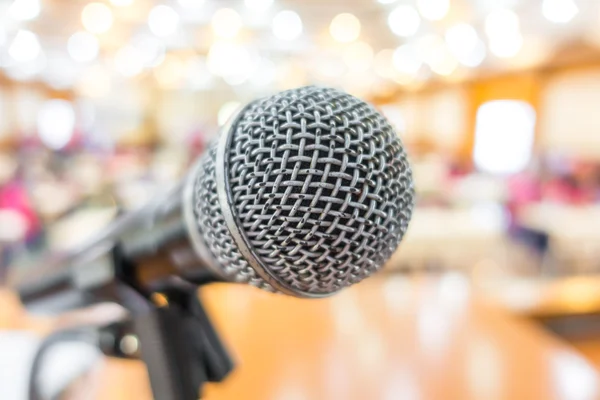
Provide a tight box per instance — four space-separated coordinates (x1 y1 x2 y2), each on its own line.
68 32 99 63
388 5 421 37
81 3 113 34
110 0 133 6
212 8 242 39
542 0 578 24
8 0 40 21
330 13 361 43
9 30 40 62
446 24 478 53
489 32 523 58
178 0 205 8
485 9 519 38
416 0 450 21
272 10 303 41
148 5 180 37
457 40 486 67
244 0 273 12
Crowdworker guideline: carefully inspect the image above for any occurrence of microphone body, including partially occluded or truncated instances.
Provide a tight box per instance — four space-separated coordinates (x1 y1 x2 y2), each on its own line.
13 86 415 312
15 181 208 313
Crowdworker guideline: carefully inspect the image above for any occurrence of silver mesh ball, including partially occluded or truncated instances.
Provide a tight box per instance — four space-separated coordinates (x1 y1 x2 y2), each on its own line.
192 86 414 297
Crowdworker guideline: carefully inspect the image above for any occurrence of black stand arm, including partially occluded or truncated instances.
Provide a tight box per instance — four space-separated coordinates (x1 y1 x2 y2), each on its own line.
132 287 234 400
112 241 234 400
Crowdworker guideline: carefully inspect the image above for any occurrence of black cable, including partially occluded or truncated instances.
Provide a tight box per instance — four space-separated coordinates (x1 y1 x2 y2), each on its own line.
28 328 98 400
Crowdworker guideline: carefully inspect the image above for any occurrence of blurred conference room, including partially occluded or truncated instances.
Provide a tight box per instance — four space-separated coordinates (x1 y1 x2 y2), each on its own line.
1 0 600 399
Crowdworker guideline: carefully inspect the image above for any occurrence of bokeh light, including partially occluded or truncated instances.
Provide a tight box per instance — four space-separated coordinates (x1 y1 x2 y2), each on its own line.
489 33 523 58
244 0 273 12
542 0 579 24
81 2 114 34
9 0 41 21
416 0 450 21
388 5 421 37
8 30 41 63
178 0 205 8
110 0 133 6
148 5 180 37
485 9 519 38
273 10 303 41
330 13 361 43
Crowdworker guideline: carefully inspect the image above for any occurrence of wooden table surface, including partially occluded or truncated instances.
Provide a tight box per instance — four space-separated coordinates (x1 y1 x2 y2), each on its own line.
2 273 600 400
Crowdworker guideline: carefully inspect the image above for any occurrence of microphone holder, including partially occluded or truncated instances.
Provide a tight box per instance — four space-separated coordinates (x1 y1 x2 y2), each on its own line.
94 246 235 400
133 288 234 400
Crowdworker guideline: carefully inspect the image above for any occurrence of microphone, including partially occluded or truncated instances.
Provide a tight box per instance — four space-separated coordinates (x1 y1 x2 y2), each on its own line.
15 86 415 309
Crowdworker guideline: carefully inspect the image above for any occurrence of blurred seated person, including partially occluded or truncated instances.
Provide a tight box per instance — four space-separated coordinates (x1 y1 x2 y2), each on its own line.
543 159 600 204
0 155 41 272
506 159 548 259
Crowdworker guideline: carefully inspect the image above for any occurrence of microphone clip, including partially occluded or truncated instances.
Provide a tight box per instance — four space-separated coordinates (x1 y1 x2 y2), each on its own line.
92 244 234 400
96 284 234 400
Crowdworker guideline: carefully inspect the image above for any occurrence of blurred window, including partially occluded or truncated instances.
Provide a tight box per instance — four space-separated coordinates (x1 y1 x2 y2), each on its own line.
473 100 536 175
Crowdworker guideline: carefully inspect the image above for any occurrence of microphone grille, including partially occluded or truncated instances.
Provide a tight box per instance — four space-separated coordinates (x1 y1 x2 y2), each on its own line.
191 86 414 297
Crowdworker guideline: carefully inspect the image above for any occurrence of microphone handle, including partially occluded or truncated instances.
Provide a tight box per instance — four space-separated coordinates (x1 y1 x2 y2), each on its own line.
14 179 221 313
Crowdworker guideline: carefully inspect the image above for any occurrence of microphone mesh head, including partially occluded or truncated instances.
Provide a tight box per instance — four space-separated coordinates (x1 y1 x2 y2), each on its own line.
191 86 414 297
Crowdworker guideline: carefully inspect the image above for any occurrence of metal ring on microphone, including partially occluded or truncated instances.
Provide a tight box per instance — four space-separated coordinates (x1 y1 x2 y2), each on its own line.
182 145 228 280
